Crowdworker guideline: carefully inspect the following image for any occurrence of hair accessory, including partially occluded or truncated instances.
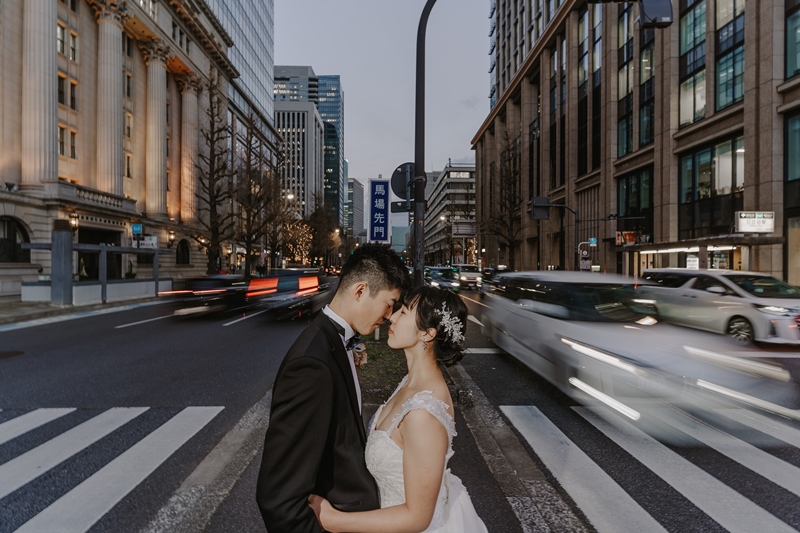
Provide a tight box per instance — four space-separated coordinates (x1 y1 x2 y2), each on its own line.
439 303 465 345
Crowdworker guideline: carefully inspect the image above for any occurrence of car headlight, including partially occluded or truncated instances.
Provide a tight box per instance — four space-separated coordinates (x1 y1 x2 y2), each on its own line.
755 304 791 315
430 281 440 287
460 276 467 280
451 282 460 287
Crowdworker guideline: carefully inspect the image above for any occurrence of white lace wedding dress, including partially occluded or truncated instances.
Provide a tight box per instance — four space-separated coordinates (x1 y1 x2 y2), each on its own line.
366 376 489 533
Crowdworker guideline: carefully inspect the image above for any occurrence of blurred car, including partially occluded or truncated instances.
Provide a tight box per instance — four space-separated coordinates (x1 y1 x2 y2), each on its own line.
165 269 332 317
424 267 461 292
481 271 799 438
453 264 482 290
639 269 800 345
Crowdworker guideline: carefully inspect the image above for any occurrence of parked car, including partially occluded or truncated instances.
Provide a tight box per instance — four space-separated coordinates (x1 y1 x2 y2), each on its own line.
481 271 799 439
639 269 800 345
453 264 482 290
424 267 461 292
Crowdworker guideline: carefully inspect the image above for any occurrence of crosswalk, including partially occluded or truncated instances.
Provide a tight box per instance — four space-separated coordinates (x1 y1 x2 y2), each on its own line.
0 406 222 533
502 405 800 533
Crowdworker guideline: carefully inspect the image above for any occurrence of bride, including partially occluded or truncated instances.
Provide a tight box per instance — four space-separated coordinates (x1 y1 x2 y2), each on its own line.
309 286 488 533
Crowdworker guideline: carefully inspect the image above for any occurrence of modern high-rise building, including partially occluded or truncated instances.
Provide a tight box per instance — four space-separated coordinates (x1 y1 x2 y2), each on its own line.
424 164 477 266
474 0 800 284
274 102 325 218
318 75 345 227
274 67 345 227
345 178 364 238
0 0 276 295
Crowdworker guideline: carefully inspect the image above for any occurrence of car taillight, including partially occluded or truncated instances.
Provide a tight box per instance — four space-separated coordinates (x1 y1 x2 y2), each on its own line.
795 314 800 324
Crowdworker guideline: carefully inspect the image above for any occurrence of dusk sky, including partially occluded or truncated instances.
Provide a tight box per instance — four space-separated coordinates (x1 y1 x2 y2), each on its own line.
274 0 490 196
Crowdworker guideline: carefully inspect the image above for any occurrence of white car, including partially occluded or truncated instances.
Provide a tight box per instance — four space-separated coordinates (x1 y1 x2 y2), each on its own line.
481 271 799 437
639 269 800 345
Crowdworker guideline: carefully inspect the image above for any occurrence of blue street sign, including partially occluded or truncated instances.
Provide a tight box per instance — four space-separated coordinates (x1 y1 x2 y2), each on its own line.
369 180 389 242
132 223 143 235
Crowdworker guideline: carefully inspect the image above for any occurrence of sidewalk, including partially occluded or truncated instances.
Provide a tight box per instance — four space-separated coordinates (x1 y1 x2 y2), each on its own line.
0 294 160 326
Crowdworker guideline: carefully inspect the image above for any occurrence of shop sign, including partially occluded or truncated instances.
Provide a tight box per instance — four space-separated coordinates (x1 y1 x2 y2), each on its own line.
735 211 775 233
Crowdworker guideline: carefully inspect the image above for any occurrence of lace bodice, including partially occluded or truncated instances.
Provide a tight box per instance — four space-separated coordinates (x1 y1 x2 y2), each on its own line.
365 376 456 530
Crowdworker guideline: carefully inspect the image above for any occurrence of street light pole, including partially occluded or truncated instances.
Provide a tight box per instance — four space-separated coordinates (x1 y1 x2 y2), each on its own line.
413 0 437 287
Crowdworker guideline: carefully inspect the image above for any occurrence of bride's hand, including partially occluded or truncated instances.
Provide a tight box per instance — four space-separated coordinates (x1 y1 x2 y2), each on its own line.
308 494 340 532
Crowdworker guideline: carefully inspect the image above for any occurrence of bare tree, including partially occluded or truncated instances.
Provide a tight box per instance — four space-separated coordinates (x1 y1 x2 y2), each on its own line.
284 219 313 266
486 130 523 269
233 113 271 279
195 71 235 275
307 192 340 266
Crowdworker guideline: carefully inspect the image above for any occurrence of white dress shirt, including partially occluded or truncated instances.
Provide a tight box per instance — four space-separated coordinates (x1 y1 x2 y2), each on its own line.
322 305 362 413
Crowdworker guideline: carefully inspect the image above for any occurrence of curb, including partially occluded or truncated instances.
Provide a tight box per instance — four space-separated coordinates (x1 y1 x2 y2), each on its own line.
140 390 272 533
445 364 593 533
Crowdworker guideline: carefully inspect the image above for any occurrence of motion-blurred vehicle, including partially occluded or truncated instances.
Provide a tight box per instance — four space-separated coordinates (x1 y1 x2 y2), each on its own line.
165 269 332 317
639 269 800 345
424 267 461 292
453 264 481 290
481 271 799 440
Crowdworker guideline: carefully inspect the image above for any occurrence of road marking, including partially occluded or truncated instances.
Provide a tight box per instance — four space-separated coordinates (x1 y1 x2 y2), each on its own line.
222 309 269 327
0 301 167 333
459 294 492 308
464 347 502 355
716 408 800 448
15 406 223 533
467 315 484 327
0 407 148 500
502 405 666 533
575 406 797 533
649 407 800 497
114 315 173 329
0 408 76 446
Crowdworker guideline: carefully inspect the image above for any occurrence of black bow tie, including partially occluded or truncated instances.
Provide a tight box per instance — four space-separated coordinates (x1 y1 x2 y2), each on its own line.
346 335 363 351
329 315 361 351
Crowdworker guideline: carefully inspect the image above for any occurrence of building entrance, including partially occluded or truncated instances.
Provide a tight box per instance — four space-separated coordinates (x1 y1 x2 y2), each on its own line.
78 228 122 280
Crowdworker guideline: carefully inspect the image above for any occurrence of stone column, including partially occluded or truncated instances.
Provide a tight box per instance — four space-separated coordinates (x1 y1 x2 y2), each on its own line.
21 0 58 187
176 74 201 223
140 39 171 218
93 1 129 196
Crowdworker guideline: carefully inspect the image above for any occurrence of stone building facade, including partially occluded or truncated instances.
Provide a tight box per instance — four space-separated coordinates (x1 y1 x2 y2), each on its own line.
0 0 278 295
474 0 800 284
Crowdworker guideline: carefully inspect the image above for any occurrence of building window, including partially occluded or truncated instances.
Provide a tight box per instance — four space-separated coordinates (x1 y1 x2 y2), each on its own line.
57 25 65 55
787 113 800 182
58 126 66 156
176 239 190 265
678 134 744 239
126 73 132 98
617 6 634 157
126 154 132 178
70 82 77 110
58 76 66 105
70 131 77 159
139 0 157 18
716 45 744 110
617 166 654 240
0 217 31 263
789 6 800 79
166 137 170 158
69 33 77 61
70 0 77 12
640 30 655 147
125 113 132 137
123 33 134 57
679 0 707 127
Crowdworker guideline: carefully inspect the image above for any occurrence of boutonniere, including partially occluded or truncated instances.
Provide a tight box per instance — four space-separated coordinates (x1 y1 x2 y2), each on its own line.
352 343 368 371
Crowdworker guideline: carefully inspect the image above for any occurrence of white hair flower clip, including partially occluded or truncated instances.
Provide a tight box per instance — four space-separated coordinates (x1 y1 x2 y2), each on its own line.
439 303 465 345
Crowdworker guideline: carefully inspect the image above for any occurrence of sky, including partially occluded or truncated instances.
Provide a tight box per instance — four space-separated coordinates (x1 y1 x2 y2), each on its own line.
274 0 490 223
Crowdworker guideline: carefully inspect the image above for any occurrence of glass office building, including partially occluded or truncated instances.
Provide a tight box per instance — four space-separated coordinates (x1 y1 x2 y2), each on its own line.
205 0 275 123
318 75 345 227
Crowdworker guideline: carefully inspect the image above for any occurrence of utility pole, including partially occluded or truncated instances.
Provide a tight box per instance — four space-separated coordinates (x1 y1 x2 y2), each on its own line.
413 0 437 287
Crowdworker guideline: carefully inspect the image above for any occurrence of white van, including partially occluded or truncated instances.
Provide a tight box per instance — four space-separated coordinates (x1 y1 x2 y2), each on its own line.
453 264 481 290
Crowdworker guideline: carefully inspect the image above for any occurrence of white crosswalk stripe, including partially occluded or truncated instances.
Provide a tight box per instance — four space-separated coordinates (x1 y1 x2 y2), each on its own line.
503 405 800 533
0 405 223 533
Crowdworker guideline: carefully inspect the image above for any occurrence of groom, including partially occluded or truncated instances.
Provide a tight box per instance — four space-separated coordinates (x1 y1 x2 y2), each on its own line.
256 243 409 532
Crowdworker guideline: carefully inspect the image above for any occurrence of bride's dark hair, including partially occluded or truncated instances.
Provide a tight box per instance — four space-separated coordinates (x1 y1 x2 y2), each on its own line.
404 286 468 366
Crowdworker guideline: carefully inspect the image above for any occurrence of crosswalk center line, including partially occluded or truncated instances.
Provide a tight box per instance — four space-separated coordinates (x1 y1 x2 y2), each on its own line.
500 405 666 533
576 406 797 533
648 406 800 498
15 406 224 533
0 407 148 500
715 408 800 448
0 408 76 446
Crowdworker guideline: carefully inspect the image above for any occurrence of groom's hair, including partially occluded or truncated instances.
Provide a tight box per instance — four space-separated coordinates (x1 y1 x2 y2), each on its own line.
337 243 409 297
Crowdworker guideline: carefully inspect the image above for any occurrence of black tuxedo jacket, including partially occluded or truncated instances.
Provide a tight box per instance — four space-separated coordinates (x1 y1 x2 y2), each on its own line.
256 312 380 533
